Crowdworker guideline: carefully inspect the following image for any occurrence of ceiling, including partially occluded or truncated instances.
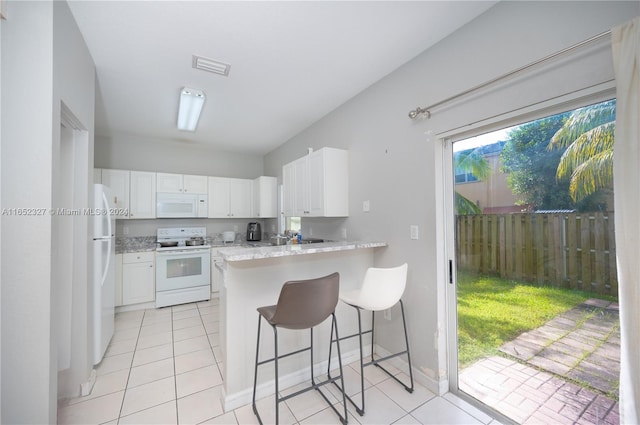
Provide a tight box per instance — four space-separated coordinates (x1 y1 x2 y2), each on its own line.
68 1 497 156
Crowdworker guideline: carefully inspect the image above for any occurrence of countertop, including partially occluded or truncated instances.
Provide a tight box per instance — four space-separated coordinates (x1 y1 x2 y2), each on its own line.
217 241 387 262
116 237 387 258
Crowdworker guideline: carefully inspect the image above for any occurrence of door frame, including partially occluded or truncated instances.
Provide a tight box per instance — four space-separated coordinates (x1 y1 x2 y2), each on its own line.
437 83 617 416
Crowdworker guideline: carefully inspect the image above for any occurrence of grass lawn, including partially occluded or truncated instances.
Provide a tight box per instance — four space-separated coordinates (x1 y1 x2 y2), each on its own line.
456 271 617 368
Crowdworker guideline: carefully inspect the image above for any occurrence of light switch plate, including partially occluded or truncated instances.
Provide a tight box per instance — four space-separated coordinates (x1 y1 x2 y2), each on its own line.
363 200 370 212
410 225 419 240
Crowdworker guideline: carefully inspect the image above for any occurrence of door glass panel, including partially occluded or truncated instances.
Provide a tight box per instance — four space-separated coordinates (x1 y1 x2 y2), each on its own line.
167 257 202 278
452 99 619 423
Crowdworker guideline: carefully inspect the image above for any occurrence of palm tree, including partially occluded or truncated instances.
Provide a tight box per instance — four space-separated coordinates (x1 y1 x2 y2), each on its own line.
454 149 491 215
548 100 616 202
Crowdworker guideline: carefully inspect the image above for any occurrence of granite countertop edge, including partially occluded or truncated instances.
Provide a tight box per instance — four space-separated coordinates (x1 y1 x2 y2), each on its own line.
218 241 388 262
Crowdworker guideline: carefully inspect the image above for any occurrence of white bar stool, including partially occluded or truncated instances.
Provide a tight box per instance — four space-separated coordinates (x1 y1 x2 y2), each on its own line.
328 263 413 416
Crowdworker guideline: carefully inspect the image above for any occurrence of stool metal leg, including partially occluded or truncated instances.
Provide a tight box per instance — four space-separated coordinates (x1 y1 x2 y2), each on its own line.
329 300 415 417
327 306 366 416
254 313 349 425
332 313 349 425
252 315 262 421
355 307 366 415
273 325 279 425
371 300 414 393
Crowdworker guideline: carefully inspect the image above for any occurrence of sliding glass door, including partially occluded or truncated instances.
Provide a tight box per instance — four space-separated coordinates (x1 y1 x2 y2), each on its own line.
447 99 620 424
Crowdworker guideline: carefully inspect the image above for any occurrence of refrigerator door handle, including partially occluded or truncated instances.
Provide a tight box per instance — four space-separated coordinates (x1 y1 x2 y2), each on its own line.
101 191 113 287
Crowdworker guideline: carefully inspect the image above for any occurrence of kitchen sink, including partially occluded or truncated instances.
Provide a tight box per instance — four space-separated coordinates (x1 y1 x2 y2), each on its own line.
299 238 330 244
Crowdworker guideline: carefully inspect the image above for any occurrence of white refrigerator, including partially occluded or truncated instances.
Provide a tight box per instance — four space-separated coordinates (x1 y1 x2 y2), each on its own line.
93 184 116 365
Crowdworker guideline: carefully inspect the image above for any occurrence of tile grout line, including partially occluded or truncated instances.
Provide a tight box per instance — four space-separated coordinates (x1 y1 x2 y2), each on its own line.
171 306 180 425
116 311 144 424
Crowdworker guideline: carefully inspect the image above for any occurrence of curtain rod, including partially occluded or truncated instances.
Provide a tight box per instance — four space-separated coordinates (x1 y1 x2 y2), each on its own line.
408 29 612 120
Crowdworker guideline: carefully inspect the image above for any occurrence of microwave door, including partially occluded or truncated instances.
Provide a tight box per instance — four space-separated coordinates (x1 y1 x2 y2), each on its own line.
157 198 195 218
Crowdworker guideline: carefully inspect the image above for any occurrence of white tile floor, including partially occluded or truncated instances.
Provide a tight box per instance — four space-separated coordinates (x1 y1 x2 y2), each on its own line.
58 299 500 425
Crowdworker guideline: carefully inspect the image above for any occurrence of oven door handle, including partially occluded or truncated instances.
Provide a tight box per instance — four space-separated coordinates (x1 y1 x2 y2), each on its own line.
156 249 210 256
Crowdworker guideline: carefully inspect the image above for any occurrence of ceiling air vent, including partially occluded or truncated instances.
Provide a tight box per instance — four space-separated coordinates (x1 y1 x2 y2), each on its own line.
192 55 231 77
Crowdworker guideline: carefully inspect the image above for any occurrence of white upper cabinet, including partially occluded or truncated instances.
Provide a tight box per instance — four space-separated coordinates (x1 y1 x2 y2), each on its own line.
156 173 182 193
157 173 208 194
129 171 156 219
101 169 130 218
283 147 348 217
183 175 208 194
252 176 277 218
208 177 252 218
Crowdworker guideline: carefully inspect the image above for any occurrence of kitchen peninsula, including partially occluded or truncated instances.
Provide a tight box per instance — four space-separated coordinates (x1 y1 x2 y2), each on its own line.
214 241 386 410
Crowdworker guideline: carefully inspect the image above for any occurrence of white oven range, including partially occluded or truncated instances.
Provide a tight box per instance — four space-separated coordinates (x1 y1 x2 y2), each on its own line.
156 227 211 308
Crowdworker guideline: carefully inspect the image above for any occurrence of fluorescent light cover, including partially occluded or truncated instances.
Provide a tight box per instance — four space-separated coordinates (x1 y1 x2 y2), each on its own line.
177 87 206 131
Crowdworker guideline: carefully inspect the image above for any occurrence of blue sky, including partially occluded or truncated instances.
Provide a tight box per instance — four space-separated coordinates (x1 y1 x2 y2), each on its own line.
453 126 517 152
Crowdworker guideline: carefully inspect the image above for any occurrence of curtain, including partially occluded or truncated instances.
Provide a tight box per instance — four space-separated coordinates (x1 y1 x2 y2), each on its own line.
612 16 640 425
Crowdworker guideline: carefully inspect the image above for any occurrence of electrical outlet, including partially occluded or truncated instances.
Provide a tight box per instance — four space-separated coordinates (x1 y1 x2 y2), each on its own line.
123 226 129 235
271 224 276 232
309 227 313 236
363 200 370 212
341 228 347 239
410 225 419 240
233 225 238 232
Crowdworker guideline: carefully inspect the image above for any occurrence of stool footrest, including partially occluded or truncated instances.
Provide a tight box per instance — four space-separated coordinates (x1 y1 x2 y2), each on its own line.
256 345 311 366
332 328 373 344
365 349 408 367
371 361 414 393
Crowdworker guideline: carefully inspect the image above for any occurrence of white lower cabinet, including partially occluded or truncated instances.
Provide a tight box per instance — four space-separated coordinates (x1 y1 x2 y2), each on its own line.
211 249 222 293
122 251 155 305
115 253 123 307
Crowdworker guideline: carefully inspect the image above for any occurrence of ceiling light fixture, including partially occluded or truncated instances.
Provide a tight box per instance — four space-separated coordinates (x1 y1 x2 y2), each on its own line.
177 87 206 131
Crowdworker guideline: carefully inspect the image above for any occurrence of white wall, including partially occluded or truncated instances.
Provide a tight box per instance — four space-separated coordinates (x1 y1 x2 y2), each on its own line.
1 2 56 422
95 133 265 178
0 1 95 422
264 1 639 392
52 0 96 400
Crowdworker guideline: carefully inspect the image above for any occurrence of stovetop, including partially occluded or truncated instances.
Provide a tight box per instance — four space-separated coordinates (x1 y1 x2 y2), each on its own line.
156 227 211 252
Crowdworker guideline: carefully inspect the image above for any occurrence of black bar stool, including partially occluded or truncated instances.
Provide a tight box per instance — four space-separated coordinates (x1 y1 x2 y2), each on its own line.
252 272 349 425
328 263 413 416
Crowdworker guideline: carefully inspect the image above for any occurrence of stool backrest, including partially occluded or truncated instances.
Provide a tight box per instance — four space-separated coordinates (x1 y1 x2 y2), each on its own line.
359 263 408 311
270 272 340 329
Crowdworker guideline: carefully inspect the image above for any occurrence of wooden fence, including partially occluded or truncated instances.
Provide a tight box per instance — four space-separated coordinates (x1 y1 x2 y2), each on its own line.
456 212 617 296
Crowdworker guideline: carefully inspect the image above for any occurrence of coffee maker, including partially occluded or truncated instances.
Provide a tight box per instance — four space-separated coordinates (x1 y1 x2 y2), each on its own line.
246 222 262 241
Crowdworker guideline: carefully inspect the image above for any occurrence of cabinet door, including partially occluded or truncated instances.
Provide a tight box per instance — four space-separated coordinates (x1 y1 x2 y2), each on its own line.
229 178 253 218
319 148 349 217
129 171 156 219
157 173 183 193
183 175 208 194
308 152 325 217
115 254 123 307
292 157 309 216
253 176 277 218
122 261 155 305
282 162 296 217
101 169 130 217
208 177 231 218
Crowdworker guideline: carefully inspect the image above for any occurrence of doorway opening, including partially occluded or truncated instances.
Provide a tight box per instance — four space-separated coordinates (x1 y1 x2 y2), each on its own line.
54 104 90 399
449 99 620 424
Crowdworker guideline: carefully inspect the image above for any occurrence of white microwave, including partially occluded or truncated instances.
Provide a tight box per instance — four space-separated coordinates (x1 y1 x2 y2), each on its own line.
156 193 208 218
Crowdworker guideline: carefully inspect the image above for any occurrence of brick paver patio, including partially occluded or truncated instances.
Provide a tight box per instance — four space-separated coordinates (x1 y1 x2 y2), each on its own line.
459 299 620 424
